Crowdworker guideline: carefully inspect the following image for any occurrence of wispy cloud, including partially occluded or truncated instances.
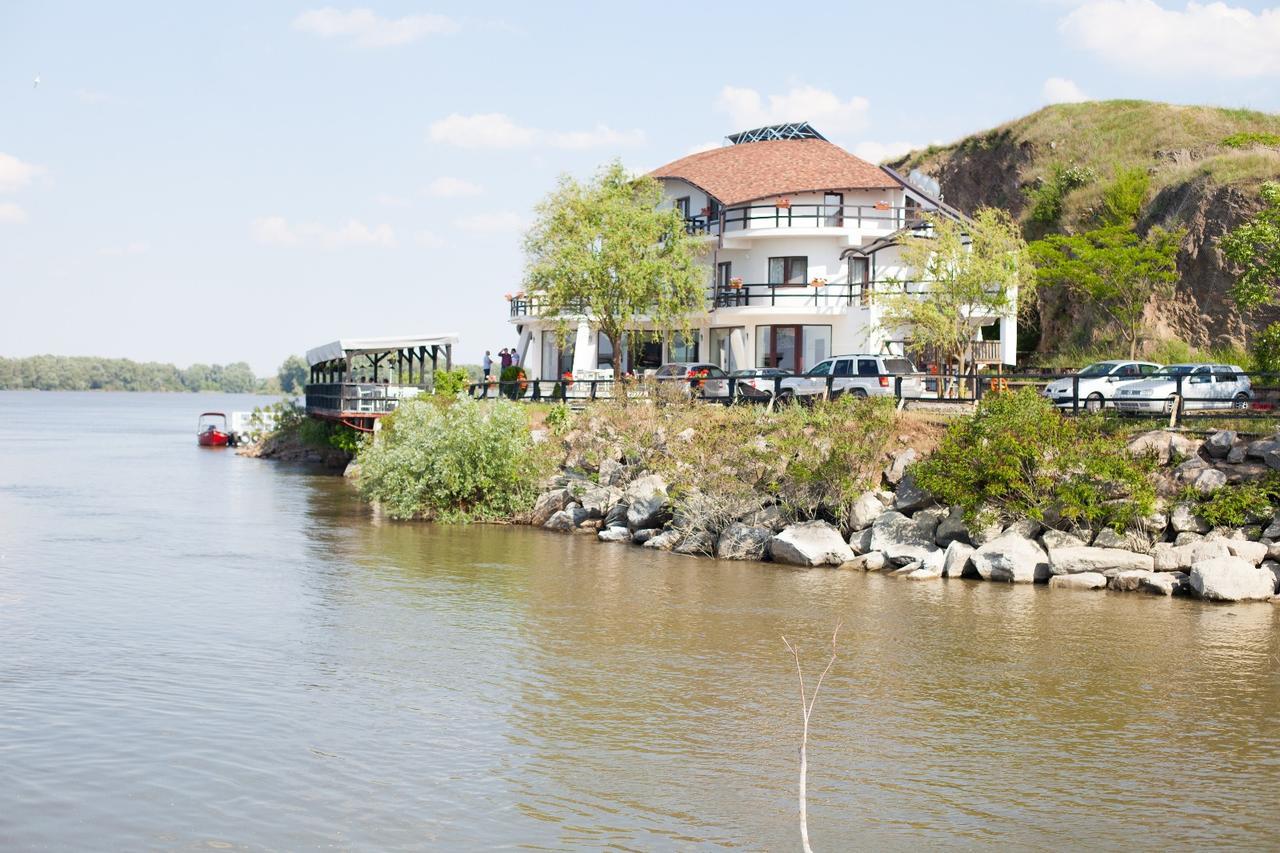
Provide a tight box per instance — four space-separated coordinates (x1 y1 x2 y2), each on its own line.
715 84 870 134
425 176 483 197
101 241 151 256
428 113 645 150
1042 76 1089 104
454 211 526 233
415 229 446 248
251 216 397 247
1060 1 1280 77
0 202 28 224
0 152 43 193
851 140 921 164
293 7 459 47
373 192 411 207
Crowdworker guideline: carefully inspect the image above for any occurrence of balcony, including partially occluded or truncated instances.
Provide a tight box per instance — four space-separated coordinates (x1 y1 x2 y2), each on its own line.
305 382 422 421
510 295 588 318
685 203 928 237
711 281 869 309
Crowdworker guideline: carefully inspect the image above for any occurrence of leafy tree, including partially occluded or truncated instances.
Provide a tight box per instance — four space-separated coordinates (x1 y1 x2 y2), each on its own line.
1027 163 1095 225
1030 225 1182 359
277 354 309 394
881 208 1031 388
1222 181 1280 310
1099 166 1150 226
523 160 707 383
220 362 257 394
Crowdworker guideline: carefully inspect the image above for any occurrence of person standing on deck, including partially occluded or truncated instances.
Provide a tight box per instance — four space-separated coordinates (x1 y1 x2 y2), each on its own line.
500 349 512 370
511 348 520 367
483 350 492 378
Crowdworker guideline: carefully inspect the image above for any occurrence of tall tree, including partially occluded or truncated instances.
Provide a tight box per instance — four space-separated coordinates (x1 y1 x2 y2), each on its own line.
1030 225 1182 359
1222 181 1280 310
523 160 707 383
277 354 309 394
881 208 1031 390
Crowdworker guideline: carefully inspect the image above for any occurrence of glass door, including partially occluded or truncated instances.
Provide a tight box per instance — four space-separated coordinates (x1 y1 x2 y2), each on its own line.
773 326 800 373
824 192 843 227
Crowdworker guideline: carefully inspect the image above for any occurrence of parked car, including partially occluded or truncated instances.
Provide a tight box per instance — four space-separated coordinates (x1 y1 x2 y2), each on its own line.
729 367 793 401
1041 360 1161 411
1114 363 1251 414
777 354 922 401
653 362 731 398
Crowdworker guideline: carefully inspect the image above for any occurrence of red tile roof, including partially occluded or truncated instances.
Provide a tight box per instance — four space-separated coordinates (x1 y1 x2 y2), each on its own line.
650 139 897 206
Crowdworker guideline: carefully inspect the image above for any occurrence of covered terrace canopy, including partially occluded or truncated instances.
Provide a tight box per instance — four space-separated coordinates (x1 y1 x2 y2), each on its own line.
305 334 458 386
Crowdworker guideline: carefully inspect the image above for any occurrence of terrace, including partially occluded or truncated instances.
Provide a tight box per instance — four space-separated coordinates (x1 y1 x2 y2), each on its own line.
304 334 458 430
684 201 928 237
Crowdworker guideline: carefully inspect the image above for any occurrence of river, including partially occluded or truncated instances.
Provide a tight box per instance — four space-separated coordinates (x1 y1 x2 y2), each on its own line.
2 390 1279 850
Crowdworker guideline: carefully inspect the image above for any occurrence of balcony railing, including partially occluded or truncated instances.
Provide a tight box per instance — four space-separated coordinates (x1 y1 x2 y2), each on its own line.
510 295 588 318
685 203 928 237
304 382 423 417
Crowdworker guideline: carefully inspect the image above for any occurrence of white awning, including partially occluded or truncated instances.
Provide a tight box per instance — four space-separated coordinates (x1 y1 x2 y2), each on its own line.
306 334 460 367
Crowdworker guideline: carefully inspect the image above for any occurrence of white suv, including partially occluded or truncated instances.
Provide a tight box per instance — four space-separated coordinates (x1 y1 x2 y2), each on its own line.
778 354 922 401
1041 360 1161 411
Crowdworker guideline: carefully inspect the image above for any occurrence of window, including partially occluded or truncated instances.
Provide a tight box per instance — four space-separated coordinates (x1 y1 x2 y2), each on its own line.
631 337 663 372
597 332 615 370
669 330 699 363
674 196 690 219
1139 364 1158 375
716 261 732 289
833 359 853 377
756 325 830 373
708 198 722 220
709 327 743 372
1213 367 1236 382
857 359 879 377
768 256 808 286
808 360 833 376
849 257 870 305
824 192 843 227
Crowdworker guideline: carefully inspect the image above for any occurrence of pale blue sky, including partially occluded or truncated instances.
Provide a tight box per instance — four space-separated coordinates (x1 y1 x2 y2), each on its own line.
3 1 1279 373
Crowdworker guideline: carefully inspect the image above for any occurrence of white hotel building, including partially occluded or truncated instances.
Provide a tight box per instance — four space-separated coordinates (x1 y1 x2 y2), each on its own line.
510 122 1017 379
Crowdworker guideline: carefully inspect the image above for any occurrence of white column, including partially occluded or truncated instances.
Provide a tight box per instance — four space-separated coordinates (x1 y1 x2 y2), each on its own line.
572 320 595 375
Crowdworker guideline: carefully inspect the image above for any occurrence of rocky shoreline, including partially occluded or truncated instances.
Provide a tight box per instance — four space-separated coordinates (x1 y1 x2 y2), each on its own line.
526 427 1280 605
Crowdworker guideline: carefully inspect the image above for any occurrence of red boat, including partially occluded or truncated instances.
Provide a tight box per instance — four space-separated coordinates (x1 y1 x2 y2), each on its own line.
197 412 231 447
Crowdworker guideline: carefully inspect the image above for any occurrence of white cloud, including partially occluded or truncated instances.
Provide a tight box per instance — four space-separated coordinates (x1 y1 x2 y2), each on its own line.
425 176 483 197
454 211 526 233
851 141 921 164
251 216 397 248
0 202 28 224
102 241 150 256
428 113 644 150
1043 76 1089 104
415 230 445 248
0 152 43 193
715 84 870 134
1060 1 1280 77
373 192 411 207
293 7 459 47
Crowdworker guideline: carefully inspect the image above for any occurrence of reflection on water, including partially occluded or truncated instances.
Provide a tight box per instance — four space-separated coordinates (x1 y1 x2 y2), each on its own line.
1 391 1279 849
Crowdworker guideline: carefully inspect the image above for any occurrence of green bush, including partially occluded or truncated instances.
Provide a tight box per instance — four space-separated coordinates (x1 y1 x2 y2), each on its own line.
356 398 549 521
912 388 1154 531
1181 475 1280 528
544 403 572 434
1222 132 1280 149
499 365 528 400
1027 163 1096 225
432 367 471 397
1251 323 1280 374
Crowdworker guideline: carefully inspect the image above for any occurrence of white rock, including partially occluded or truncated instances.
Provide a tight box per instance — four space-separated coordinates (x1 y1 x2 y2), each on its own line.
1003 518 1043 539
971 534 1051 583
624 474 669 530
898 550 945 580
869 511 940 566
883 448 918 486
1191 468 1227 494
1204 430 1236 459
642 529 680 550
597 525 631 543
849 527 874 555
531 488 572 527
543 509 577 532
848 492 886 531
1225 539 1268 566
769 521 855 567
1151 543 1182 572
1091 528 1149 552
1173 531 1204 546
1189 556 1277 601
1170 503 1210 534
1041 528 1088 551
1049 572 1108 590
714 523 772 561
841 551 887 571
1048 546 1155 575
1140 571 1187 596
942 541 975 578
1126 431 1172 465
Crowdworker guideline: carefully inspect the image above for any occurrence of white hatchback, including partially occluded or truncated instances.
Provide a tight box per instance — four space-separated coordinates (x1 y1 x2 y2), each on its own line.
1114 363 1252 413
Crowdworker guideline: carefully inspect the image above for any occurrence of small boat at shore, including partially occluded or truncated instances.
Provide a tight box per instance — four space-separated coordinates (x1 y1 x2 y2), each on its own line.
197 412 232 447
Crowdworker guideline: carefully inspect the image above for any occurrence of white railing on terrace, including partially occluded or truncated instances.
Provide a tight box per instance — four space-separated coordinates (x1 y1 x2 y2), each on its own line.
685 203 929 236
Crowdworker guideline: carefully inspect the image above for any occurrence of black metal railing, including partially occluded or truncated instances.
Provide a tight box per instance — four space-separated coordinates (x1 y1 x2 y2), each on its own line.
463 370 1280 426
685 203 929 237
304 382 423 416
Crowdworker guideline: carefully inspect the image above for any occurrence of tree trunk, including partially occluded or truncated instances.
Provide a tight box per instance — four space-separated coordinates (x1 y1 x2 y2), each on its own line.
1128 330 1138 360
613 337 625 405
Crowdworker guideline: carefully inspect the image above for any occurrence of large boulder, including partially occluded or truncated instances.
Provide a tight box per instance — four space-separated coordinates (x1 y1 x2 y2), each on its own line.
848 491 887 531
1049 572 1108 590
942 541 975 578
1048 546 1154 576
1127 430 1173 466
715 523 772 561
934 506 970 547
1204 430 1236 459
769 521 855 567
625 474 670 531
1225 539 1268 566
597 526 631 543
841 551 887 571
893 473 934 513
1091 528 1150 552
1245 436 1280 460
971 534 1051 583
898 549 945 580
1191 468 1227 495
1140 571 1189 596
543 509 577 532
869 511 940 567
883 448 918 486
1110 569 1157 592
674 531 716 556
602 502 629 530
1189 556 1277 601
642 529 680 551
1041 528 1088 551
597 458 628 487
531 488 572 527
850 527 874 555
576 484 621 519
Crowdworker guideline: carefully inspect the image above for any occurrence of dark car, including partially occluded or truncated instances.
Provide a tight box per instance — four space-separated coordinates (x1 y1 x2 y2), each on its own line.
729 367 793 400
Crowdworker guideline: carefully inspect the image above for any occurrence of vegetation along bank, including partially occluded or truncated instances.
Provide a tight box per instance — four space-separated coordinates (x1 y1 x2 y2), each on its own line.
318 387 1280 606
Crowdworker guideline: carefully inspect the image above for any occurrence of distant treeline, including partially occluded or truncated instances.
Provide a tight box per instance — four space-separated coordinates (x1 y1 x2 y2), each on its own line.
0 355 282 393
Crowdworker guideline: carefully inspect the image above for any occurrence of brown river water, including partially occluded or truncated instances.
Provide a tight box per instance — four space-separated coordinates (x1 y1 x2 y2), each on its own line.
2 391 1279 850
